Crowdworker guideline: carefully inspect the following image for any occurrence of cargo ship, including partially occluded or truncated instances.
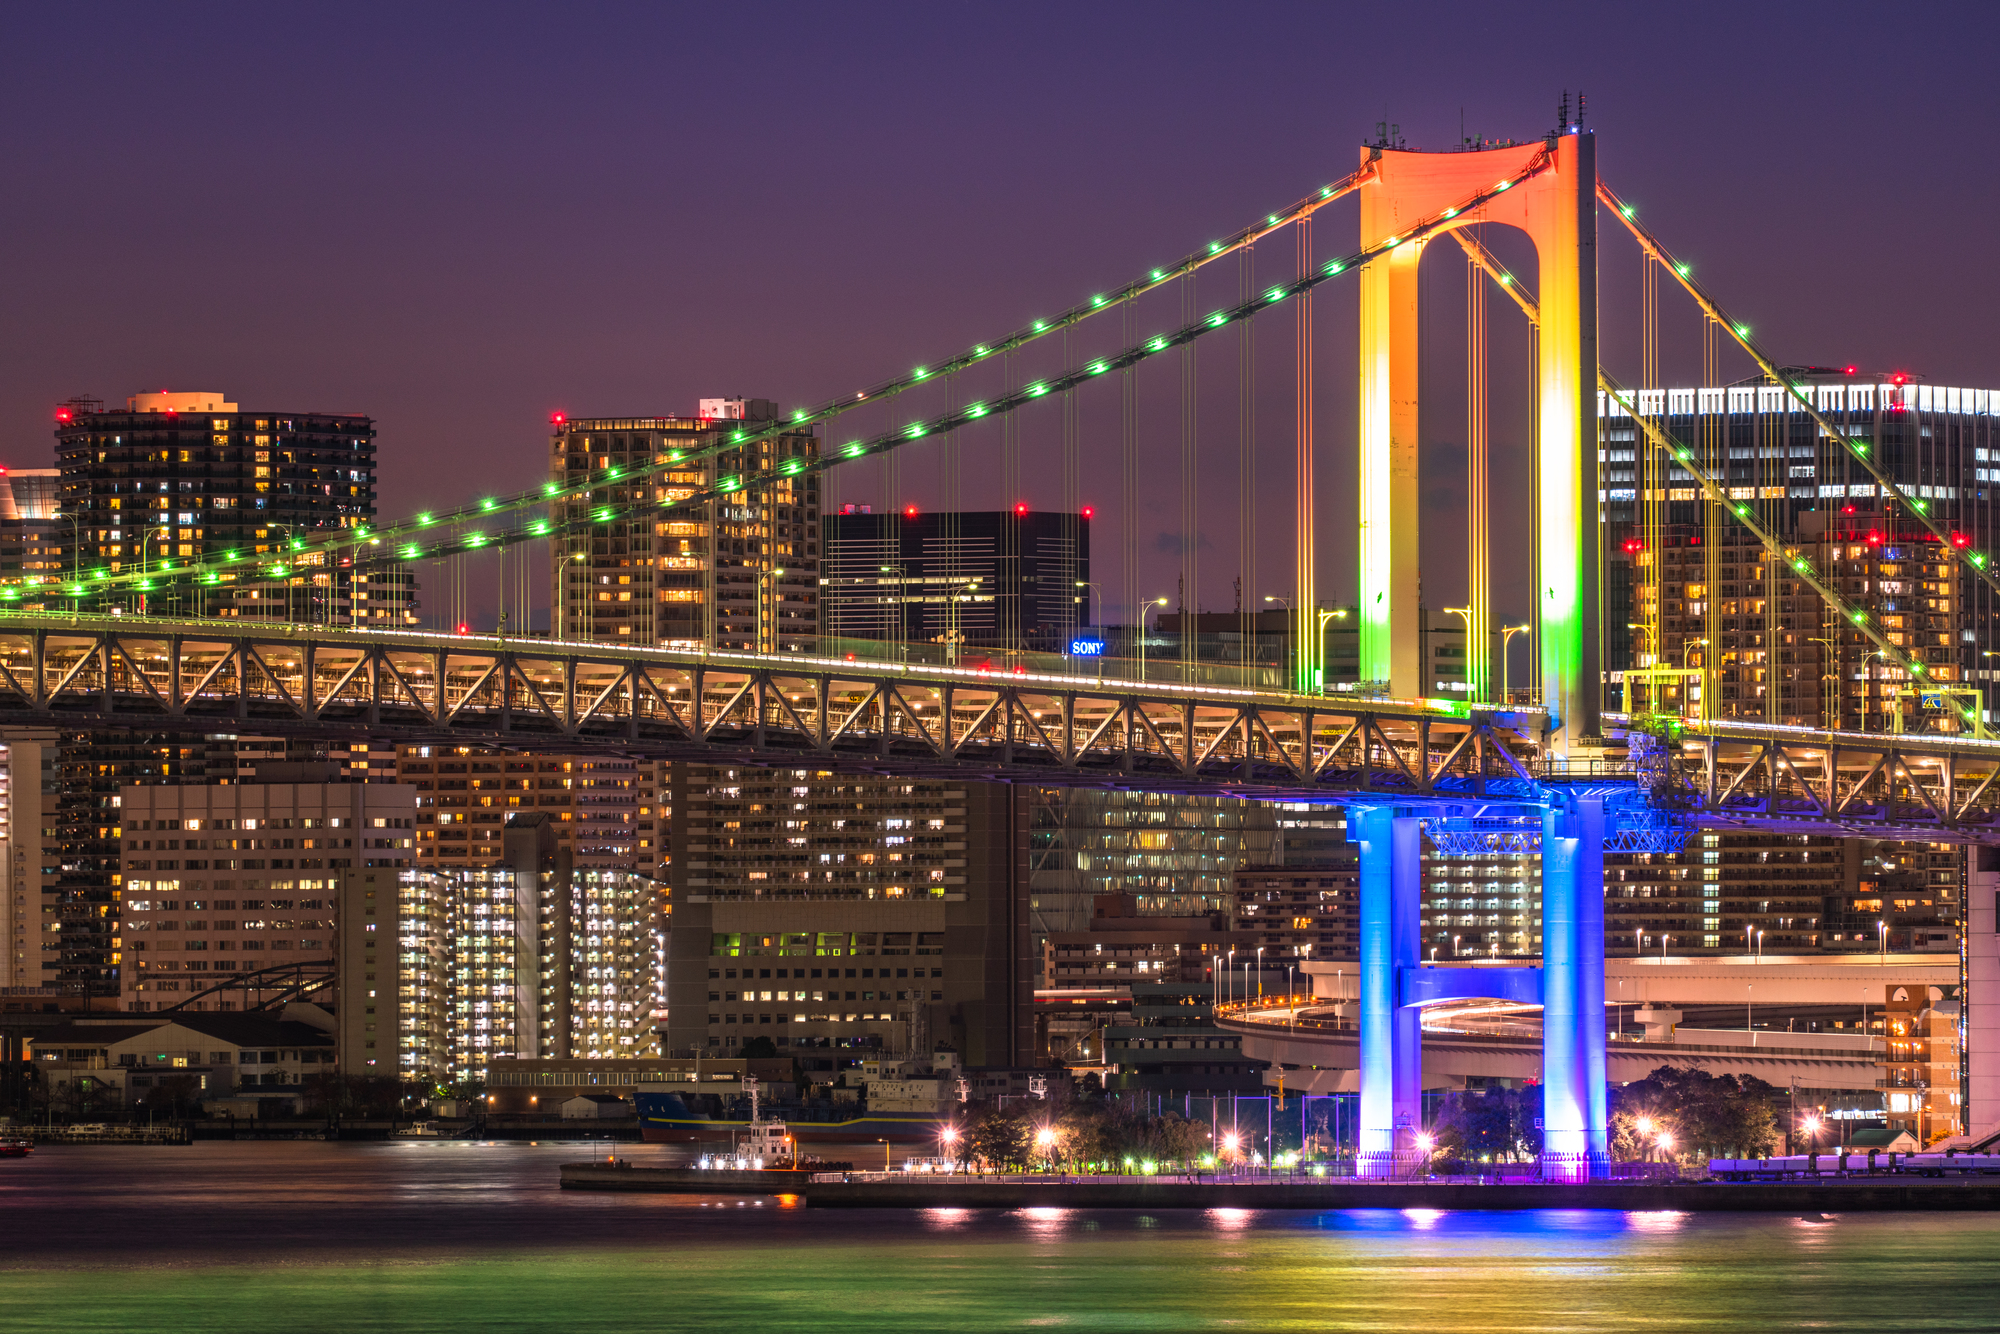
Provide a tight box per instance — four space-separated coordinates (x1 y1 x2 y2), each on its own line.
634 1089 946 1146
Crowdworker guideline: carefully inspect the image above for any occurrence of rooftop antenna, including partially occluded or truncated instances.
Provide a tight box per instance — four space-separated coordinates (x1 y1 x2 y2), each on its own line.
1558 90 1570 132
1576 91 1587 127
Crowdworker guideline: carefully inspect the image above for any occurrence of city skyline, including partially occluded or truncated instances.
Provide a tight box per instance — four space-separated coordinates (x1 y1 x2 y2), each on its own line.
7 5 2000 631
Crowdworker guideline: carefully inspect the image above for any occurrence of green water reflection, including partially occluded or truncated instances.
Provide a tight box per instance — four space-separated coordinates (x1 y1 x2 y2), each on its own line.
4 1145 1997 1332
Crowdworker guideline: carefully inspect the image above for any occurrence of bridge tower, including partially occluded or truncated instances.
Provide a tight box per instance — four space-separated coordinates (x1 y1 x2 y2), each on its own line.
1356 130 1598 754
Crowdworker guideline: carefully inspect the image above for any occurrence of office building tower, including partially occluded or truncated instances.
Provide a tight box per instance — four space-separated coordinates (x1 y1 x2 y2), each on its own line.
53 389 406 620
0 468 66 607
549 400 818 649
663 764 1030 1070
1602 372 2000 724
821 507 1089 655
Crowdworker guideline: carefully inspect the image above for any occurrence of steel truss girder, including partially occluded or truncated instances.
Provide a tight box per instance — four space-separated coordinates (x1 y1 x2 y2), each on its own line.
1663 725 2000 841
0 618 1548 800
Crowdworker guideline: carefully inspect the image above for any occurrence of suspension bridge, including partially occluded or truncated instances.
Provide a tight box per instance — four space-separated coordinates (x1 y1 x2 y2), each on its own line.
19 113 1999 1179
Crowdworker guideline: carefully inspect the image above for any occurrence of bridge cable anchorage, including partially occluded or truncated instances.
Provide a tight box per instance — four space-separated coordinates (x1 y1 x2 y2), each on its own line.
1447 227 1937 697
48 167 1383 613
1598 180 2000 601
72 154 1555 614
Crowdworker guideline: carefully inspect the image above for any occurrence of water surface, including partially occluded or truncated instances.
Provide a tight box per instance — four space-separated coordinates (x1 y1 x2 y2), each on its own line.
4 1141 1995 1331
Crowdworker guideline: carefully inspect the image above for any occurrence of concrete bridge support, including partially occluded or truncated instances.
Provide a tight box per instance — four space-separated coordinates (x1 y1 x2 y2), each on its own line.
1353 796 1610 1181
1355 807 1423 1178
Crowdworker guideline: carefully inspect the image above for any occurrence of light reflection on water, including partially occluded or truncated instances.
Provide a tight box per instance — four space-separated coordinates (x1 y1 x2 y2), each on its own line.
3 1142 1997 1332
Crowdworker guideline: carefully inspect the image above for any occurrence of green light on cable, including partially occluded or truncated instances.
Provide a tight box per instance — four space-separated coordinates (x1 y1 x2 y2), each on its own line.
844 442 865 458
1027 383 1049 397
1089 362 1108 375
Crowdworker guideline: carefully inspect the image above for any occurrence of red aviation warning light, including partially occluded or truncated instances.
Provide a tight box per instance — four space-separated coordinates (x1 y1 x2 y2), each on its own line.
1620 538 1644 554
903 504 919 519
55 407 71 423
1844 366 1858 375
551 412 567 426
1867 530 1883 545
1952 531 1972 548
1013 502 1029 518
1080 506 1094 520
456 622 470 634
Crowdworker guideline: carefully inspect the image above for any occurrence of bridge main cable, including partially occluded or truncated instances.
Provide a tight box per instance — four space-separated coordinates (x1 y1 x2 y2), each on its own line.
79 153 1554 609
55 165 1384 609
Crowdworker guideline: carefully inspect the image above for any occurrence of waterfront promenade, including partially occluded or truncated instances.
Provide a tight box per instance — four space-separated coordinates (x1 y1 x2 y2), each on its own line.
559 1161 2000 1211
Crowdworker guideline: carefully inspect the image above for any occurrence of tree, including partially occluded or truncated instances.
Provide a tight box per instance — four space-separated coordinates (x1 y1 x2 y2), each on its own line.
968 1105 1031 1170
1614 1066 1779 1161
140 1073 204 1120
739 1036 779 1059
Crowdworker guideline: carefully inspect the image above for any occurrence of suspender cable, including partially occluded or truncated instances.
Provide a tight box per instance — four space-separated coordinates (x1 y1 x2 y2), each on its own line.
1238 242 1256 671
1602 181 2000 602
1181 270 1198 665
1465 230 1490 703
1294 213 1317 694
1452 227 1936 688
100 158 1554 616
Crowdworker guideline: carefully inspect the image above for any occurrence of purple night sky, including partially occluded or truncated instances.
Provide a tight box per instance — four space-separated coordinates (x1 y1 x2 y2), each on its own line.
5 2 1997 631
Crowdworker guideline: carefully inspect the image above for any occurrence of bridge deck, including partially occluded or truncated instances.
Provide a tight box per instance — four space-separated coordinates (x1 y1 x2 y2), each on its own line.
0 614 1990 837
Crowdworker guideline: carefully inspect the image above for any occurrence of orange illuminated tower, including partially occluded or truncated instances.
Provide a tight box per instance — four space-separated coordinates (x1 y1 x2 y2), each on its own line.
1356 131 1597 751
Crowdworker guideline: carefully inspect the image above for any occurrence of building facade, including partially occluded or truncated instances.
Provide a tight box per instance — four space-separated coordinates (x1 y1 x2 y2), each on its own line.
664 765 1030 1071
53 389 383 619
117 780 417 1012
821 507 1089 655
549 400 819 649
398 815 658 1081
397 745 642 873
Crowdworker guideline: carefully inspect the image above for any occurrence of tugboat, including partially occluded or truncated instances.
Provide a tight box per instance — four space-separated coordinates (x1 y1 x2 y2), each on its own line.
737 1078 790 1166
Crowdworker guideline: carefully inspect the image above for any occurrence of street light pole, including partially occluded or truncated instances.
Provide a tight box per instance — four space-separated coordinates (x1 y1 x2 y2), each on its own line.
1140 597 1168 682
561 552 589 642
1442 606 1474 701
1499 623 1530 705
1315 608 1347 695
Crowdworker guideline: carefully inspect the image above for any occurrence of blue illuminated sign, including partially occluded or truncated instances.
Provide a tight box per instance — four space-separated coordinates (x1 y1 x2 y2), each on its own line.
1069 638 1106 657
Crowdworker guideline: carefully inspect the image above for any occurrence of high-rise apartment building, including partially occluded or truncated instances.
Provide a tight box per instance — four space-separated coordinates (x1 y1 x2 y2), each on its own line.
399 815 658 1081
52 390 410 621
663 765 1030 1069
396 745 641 872
549 399 819 649
821 507 1089 654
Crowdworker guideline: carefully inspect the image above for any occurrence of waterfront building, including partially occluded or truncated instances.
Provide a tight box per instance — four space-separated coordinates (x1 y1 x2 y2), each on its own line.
549 399 819 650
1102 980 1264 1098
820 507 1089 655
1881 981 1963 1144
31 1008 337 1114
663 765 1030 1071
